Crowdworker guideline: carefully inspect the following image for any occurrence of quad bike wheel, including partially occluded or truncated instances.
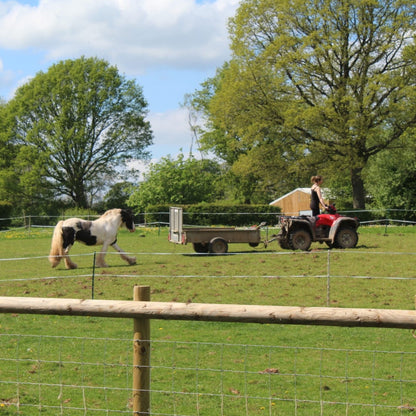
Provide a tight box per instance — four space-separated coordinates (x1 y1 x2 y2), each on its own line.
276 229 291 249
334 227 358 249
278 238 291 249
289 229 312 251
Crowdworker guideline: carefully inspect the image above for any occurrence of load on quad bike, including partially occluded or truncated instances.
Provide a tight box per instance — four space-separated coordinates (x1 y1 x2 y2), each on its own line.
276 204 359 251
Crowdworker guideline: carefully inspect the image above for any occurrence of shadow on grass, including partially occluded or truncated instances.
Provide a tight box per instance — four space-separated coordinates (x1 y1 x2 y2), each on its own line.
182 250 278 257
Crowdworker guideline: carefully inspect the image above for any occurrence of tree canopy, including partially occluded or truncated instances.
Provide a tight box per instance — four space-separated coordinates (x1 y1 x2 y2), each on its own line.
4 56 153 208
365 136 416 219
127 154 224 212
191 0 416 208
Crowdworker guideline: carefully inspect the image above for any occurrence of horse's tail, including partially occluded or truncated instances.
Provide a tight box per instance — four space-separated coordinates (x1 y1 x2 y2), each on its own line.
49 220 64 267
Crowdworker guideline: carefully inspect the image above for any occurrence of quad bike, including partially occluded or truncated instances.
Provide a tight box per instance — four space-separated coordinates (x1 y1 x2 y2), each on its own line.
276 204 359 251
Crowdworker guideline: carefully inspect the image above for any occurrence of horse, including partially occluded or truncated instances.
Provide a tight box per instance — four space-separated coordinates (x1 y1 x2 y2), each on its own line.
48 208 136 269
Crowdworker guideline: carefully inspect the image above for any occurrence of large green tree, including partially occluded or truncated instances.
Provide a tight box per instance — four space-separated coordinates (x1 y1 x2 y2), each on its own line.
192 0 416 208
5 56 153 208
188 69 310 203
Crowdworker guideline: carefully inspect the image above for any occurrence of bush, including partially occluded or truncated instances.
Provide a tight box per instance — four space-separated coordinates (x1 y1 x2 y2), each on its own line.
141 204 281 227
0 201 13 229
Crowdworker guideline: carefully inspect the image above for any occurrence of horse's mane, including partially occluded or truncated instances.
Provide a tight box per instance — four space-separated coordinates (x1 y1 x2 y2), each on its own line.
100 208 120 218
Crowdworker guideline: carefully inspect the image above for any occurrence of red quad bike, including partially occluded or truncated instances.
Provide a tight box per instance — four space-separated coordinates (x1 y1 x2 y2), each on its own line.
276 204 359 251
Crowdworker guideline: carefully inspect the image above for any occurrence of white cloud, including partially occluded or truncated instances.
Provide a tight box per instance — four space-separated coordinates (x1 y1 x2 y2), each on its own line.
147 107 195 158
0 58 14 94
0 0 239 74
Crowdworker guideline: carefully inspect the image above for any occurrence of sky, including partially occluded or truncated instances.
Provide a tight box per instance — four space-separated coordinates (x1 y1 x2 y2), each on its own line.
0 0 240 163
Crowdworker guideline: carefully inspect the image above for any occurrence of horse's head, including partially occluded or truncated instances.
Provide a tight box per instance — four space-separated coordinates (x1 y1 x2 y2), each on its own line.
120 209 136 232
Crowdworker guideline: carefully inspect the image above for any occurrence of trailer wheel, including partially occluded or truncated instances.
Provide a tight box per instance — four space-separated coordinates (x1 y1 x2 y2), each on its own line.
193 242 209 253
209 237 228 254
249 242 259 248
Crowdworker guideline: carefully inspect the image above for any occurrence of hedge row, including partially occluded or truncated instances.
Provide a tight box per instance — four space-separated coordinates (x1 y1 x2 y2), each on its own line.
0 201 13 229
140 204 281 227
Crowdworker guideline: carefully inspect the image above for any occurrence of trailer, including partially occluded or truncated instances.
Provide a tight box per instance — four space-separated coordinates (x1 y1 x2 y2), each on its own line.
168 207 264 253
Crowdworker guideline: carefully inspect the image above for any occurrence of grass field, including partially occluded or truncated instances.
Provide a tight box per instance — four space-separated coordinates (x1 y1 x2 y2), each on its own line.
1 225 416 415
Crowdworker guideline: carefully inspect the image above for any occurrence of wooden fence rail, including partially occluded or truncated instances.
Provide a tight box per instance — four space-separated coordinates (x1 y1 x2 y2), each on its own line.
1 295 416 328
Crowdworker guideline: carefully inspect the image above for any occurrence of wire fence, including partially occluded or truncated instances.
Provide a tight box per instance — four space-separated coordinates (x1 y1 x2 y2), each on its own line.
0 334 133 414
2 309 416 415
2 249 416 306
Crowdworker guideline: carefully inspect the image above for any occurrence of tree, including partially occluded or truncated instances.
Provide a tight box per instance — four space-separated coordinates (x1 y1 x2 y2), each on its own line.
0 102 21 207
6 56 153 208
101 181 137 210
127 154 224 211
365 134 416 220
192 0 416 208
1 100 62 214
190 65 311 203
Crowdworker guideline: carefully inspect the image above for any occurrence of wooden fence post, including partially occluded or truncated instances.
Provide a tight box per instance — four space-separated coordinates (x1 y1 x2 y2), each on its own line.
133 285 150 415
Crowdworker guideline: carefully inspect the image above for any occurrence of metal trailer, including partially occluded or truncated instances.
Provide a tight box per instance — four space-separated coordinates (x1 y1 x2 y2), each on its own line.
168 207 263 253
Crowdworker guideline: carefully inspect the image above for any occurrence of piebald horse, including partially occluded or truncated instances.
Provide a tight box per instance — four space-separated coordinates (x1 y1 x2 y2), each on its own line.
49 208 136 269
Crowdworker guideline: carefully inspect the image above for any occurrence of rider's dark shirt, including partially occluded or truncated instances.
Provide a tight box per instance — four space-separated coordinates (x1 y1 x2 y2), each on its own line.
310 188 320 216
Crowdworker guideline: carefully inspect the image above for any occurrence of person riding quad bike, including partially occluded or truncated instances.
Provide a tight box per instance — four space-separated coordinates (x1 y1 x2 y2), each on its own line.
276 204 359 251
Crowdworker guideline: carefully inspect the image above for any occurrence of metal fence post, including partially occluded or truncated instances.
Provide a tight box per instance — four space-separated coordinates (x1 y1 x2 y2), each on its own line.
327 250 331 306
133 285 151 415
91 253 96 299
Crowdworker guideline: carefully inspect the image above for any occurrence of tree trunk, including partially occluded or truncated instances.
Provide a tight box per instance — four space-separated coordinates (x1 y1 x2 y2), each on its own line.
73 183 89 208
351 167 366 209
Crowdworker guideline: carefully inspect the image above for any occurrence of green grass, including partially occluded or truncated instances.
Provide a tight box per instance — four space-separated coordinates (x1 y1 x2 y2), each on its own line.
0 225 416 415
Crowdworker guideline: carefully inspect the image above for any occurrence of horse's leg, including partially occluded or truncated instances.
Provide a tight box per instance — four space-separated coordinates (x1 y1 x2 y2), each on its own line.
95 243 110 268
63 245 78 269
111 242 136 265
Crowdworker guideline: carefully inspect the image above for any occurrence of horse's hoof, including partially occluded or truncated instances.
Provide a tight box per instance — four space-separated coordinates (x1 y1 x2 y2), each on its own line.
128 257 136 265
49 256 60 268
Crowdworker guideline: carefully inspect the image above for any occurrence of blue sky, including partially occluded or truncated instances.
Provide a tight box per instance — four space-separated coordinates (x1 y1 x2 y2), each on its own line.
0 0 239 162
